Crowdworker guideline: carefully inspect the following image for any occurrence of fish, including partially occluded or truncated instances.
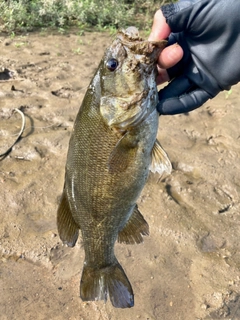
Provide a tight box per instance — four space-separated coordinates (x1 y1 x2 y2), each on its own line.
57 26 172 309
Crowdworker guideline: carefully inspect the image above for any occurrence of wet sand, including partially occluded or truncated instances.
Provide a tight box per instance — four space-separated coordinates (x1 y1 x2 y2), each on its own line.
1 30 240 320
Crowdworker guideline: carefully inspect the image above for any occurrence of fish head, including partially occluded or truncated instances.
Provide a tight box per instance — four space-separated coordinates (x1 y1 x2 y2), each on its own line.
99 26 166 132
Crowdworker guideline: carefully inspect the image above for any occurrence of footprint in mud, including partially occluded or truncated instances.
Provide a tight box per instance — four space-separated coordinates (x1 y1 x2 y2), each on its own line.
197 233 226 254
51 87 73 99
50 244 83 280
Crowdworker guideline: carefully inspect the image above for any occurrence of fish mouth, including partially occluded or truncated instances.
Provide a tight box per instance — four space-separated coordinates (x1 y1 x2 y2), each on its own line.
100 26 166 133
117 27 167 61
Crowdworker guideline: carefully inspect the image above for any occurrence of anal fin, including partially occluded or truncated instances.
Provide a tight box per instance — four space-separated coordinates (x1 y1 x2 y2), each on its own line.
150 139 172 176
118 205 149 244
57 188 79 247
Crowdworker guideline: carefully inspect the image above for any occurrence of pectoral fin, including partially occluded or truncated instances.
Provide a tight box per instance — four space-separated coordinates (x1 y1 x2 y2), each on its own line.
57 188 79 247
118 205 149 244
108 132 138 174
150 139 172 176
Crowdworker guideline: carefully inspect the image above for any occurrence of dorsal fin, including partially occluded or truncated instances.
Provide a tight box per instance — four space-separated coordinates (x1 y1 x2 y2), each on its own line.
57 188 79 247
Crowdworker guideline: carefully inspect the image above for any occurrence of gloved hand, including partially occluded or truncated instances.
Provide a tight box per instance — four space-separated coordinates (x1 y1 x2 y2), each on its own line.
156 0 240 115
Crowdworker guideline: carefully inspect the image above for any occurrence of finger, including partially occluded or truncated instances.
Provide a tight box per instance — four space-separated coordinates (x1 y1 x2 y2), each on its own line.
157 76 212 115
158 44 184 69
156 67 170 85
148 9 171 41
155 44 184 85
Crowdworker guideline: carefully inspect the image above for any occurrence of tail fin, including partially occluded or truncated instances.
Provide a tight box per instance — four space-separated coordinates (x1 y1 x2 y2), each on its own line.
80 261 134 308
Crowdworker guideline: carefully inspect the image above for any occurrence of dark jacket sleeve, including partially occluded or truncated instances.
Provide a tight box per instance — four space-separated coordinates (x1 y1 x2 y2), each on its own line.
157 0 240 115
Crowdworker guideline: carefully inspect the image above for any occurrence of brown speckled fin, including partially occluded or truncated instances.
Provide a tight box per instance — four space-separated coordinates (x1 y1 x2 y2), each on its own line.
108 132 138 174
80 260 134 308
150 139 172 176
118 205 149 244
57 188 79 247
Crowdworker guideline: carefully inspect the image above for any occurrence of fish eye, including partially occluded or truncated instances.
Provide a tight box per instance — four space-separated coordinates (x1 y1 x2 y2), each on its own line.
106 58 118 71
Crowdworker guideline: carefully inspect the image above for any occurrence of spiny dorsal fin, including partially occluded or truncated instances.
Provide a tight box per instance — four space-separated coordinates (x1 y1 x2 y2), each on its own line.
118 205 149 244
57 188 79 247
150 139 172 176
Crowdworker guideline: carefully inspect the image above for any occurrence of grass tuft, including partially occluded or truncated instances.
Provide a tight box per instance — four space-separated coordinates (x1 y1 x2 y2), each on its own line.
0 0 175 33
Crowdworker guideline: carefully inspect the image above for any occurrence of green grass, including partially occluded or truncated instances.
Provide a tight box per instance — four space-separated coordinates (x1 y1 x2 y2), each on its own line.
0 0 174 33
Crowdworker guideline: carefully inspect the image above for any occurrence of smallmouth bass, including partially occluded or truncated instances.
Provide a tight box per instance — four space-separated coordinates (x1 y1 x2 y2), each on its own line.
57 27 172 308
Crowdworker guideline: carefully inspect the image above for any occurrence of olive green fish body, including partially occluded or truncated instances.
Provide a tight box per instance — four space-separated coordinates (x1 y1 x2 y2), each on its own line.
67 83 158 250
57 27 171 308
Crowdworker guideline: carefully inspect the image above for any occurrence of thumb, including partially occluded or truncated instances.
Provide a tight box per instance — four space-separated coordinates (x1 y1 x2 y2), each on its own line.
148 9 171 41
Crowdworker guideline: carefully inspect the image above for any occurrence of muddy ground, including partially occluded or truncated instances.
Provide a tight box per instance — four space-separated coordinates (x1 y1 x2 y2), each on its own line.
0 30 240 320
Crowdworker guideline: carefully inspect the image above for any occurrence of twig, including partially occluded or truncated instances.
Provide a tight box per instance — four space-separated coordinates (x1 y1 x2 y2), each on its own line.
0 108 26 158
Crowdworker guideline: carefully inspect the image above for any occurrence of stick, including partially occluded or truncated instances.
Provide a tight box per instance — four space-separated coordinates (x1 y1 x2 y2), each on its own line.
0 108 26 158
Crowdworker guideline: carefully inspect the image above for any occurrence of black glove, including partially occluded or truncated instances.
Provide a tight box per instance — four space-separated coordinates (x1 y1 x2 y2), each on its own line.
157 0 240 115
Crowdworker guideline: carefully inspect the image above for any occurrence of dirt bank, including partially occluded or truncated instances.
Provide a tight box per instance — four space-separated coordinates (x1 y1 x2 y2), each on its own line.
1 30 240 320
